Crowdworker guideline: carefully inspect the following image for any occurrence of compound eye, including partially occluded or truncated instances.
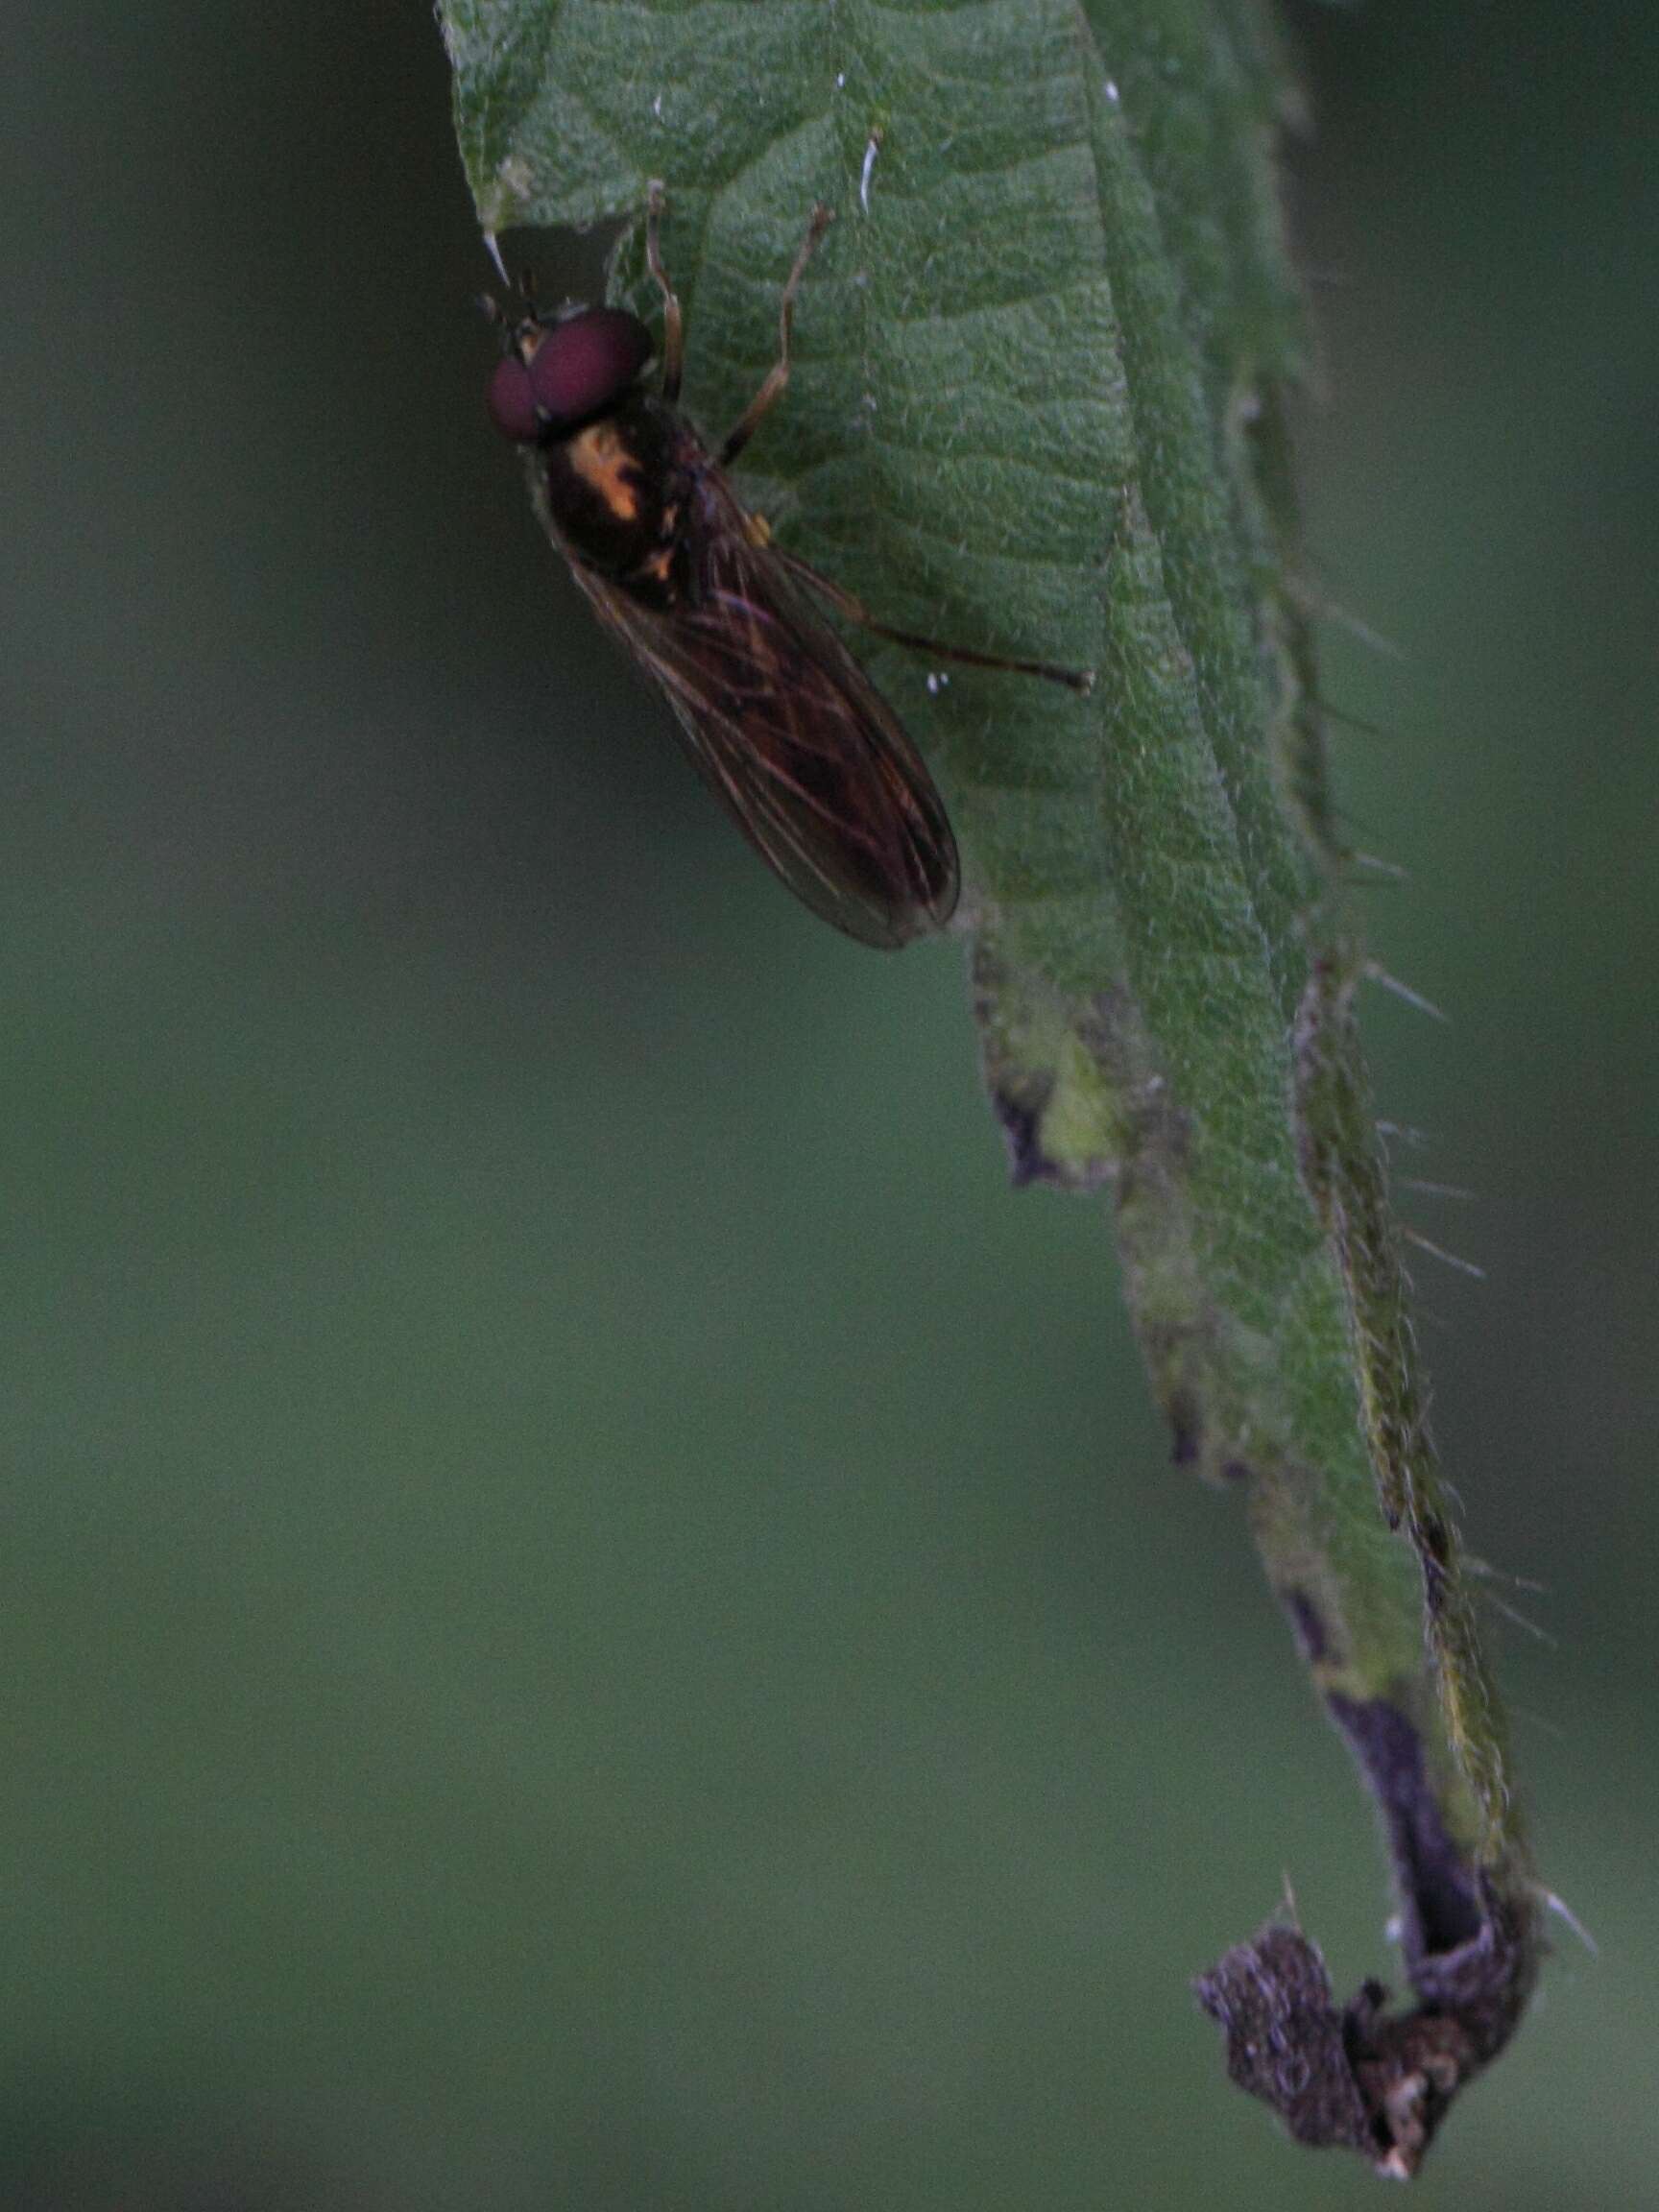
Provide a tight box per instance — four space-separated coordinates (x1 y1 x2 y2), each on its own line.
486 352 541 442
487 307 653 442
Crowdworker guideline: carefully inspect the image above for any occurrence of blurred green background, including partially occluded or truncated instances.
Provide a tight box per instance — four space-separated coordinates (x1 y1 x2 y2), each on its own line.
4 3 1654 2204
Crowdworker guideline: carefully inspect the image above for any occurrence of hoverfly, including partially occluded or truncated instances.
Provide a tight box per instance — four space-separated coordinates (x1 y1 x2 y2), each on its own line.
486 184 1091 950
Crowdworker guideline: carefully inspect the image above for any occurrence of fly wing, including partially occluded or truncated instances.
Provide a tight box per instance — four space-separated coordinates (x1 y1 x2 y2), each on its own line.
568 497 959 950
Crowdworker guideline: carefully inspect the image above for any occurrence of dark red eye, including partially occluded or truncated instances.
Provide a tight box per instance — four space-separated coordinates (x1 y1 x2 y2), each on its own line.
487 307 653 443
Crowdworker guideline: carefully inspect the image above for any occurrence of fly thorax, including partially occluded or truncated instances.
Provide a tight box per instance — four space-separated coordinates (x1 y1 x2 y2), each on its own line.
536 394 689 604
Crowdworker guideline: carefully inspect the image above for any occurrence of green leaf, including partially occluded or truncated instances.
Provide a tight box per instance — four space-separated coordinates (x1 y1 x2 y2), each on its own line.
440 0 1540 2170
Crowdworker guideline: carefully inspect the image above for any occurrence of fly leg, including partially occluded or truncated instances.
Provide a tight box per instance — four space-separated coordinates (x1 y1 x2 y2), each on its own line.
770 549 1095 695
718 204 834 468
645 180 685 403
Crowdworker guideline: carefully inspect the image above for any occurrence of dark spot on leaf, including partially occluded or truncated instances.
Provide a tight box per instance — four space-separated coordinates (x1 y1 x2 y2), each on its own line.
1168 1401 1201 1465
1221 1457 1251 1483
1284 1587 1329 1663
987 1078 1118 1191
1407 1880 1536 2059
990 1086 1050 1188
1326 1695 1481 1958
1416 1511 1453 1615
